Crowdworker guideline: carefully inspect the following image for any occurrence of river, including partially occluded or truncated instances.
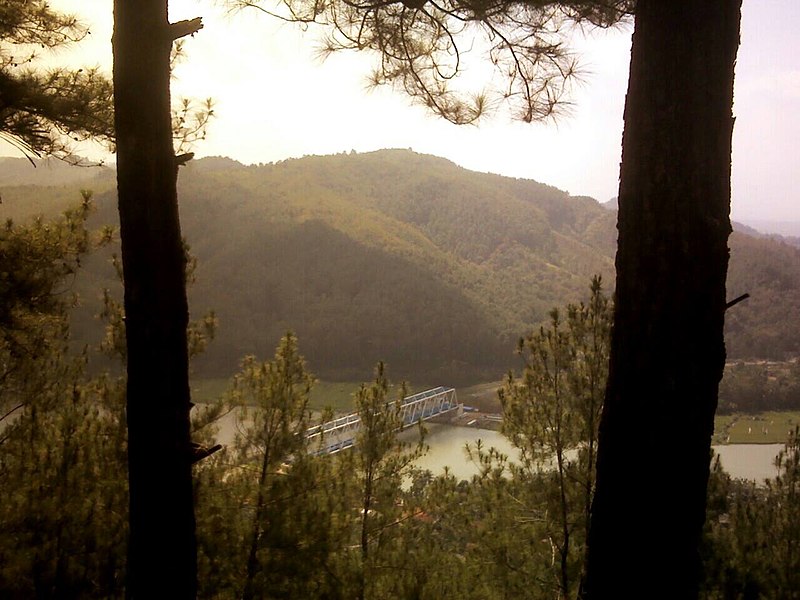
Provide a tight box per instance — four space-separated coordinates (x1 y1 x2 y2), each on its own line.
417 423 783 483
213 413 783 483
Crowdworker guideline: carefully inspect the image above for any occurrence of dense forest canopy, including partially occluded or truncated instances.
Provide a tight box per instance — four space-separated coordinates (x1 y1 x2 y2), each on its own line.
2 149 799 384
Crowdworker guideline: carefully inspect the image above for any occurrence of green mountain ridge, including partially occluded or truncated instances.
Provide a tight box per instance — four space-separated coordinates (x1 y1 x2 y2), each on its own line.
2 149 799 384
174 150 618 382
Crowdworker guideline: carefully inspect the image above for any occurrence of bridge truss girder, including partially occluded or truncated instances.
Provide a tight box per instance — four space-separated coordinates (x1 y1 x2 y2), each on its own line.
306 386 460 454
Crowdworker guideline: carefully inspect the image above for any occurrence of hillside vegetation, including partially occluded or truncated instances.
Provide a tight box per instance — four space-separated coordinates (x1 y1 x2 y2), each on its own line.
2 150 798 383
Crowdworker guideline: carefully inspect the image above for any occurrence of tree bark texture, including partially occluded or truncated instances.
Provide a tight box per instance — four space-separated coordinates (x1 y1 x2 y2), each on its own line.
584 2 741 598
112 2 197 597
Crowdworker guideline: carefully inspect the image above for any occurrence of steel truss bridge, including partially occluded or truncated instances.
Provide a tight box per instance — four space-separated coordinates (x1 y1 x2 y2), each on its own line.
306 386 461 454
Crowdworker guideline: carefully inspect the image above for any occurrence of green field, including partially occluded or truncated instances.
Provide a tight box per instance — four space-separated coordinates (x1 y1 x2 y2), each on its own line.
190 377 360 411
713 412 800 445
457 380 504 413
308 381 440 412
190 378 231 404
308 381 361 412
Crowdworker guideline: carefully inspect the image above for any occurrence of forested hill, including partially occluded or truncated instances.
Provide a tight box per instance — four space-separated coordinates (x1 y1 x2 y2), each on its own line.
167 149 616 383
2 150 799 383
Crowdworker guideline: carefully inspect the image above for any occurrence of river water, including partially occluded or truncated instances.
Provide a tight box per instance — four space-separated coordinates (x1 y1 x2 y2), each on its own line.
214 413 783 483
417 423 783 483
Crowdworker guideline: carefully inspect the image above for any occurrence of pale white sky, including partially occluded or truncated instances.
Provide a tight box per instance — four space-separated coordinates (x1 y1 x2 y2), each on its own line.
7 0 800 222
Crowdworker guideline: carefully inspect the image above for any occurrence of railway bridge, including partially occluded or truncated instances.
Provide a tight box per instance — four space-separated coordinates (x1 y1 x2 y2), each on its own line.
306 386 461 454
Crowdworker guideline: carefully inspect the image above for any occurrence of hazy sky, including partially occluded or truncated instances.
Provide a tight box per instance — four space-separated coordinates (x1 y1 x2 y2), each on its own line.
7 0 799 222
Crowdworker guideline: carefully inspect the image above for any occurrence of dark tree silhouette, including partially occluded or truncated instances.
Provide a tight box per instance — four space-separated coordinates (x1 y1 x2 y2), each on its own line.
0 0 113 159
112 2 202 596
232 0 632 123
584 2 742 597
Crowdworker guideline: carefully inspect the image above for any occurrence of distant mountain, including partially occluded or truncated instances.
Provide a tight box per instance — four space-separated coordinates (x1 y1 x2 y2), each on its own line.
0 156 113 187
602 197 618 210
0 157 116 221
741 219 800 239
5 149 799 384
175 149 618 383
733 220 800 249
725 231 800 358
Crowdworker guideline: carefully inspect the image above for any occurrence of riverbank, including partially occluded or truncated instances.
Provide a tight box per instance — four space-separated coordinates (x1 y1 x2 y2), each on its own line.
457 380 800 445
192 377 800 445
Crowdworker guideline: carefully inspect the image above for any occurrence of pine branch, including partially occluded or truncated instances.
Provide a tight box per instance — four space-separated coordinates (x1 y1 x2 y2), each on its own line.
168 17 204 41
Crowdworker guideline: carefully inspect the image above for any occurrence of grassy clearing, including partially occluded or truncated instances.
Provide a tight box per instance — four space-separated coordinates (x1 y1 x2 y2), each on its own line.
309 381 361 412
309 381 439 413
713 411 800 445
457 381 504 413
190 377 361 411
190 377 231 404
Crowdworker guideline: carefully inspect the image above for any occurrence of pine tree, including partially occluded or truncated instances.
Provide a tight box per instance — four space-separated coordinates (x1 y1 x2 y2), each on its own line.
230 0 631 124
230 334 315 599
0 200 127 598
701 432 800 598
348 363 426 600
111 2 204 595
0 194 99 425
585 4 742 596
0 0 113 158
500 277 610 598
194 334 353 599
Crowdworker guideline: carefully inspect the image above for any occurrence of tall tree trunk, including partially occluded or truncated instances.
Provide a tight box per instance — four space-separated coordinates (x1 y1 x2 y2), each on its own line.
243 445 272 600
112 2 199 597
584 2 741 598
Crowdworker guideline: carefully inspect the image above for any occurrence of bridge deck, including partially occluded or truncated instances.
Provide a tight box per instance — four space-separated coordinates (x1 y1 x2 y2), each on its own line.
307 386 460 454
